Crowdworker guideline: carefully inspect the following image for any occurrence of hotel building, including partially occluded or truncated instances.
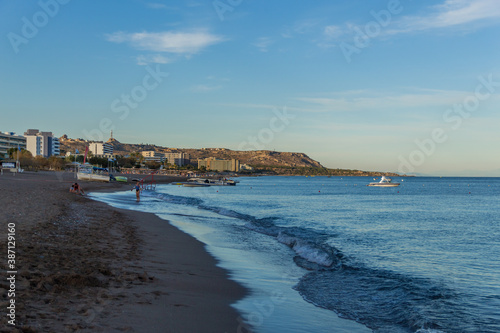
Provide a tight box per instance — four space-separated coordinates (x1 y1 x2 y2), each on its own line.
24 129 60 158
89 142 114 157
164 152 189 166
141 151 164 163
198 157 240 172
0 132 27 159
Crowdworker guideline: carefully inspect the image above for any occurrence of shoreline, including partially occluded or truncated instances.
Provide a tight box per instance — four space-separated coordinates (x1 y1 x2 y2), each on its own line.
0 171 249 332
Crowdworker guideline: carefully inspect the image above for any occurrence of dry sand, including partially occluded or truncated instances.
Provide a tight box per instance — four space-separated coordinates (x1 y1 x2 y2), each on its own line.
0 170 249 332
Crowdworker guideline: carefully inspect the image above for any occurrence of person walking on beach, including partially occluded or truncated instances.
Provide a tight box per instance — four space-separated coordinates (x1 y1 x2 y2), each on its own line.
132 181 141 202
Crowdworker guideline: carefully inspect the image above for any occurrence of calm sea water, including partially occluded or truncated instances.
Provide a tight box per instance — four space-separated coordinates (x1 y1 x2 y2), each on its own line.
91 176 500 333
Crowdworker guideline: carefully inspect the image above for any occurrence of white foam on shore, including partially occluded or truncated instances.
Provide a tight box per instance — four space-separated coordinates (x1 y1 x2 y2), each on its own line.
277 232 334 267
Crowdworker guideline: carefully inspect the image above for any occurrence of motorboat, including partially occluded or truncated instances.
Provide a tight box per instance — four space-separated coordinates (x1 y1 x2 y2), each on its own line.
367 176 400 187
181 177 237 187
182 178 211 187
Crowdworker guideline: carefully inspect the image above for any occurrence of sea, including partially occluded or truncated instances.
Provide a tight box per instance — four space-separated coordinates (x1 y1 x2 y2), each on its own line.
90 176 500 333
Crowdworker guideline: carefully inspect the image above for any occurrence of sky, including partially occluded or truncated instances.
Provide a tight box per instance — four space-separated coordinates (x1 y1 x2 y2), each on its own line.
1 0 499 176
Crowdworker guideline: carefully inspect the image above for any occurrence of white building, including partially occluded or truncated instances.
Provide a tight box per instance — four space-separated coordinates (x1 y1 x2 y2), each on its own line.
0 132 27 159
164 152 189 166
240 164 254 171
24 129 59 158
89 142 113 157
141 151 164 163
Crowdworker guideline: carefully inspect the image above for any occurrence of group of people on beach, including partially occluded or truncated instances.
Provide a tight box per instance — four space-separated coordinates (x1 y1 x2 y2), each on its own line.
69 183 85 195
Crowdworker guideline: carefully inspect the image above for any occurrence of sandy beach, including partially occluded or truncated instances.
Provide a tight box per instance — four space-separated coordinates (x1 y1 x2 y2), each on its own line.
0 171 248 332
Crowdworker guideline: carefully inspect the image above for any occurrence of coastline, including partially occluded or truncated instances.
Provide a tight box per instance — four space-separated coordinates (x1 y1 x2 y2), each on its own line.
0 171 249 332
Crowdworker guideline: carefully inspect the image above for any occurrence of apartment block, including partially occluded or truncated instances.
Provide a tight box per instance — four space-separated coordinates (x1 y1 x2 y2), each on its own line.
0 132 27 159
164 152 190 166
24 129 60 158
198 157 240 172
89 142 114 157
141 151 164 163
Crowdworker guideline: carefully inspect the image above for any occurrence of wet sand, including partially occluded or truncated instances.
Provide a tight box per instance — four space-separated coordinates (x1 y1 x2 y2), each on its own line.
0 171 249 332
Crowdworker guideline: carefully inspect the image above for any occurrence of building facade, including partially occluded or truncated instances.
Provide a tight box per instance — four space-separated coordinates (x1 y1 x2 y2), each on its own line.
89 142 113 157
141 151 164 163
0 132 27 159
198 157 240 172
164 152 189 166
24 129 60 158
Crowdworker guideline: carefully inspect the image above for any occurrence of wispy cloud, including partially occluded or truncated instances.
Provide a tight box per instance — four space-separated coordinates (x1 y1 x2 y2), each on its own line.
190 84 222 92
105 30 226 55
391 0 500 34
146 3 168 9
136 54 172 66
319 0 500 47
253 37 274 52
323 25 344 39
282 18 323 38
294 88 490 113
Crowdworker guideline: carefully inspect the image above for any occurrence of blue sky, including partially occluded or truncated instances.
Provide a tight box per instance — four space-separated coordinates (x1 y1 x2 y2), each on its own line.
1 0 499 175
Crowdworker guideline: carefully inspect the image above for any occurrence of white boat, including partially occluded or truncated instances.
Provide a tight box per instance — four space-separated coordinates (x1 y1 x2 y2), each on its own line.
367 176 400 187
182 177 237 187
77 165 110 182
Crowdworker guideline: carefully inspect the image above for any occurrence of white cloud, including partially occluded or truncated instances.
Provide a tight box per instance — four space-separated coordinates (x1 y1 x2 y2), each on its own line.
105 30 226 55
146 3 168 9
389 0 500 34
190 84 222 92
253 37 274 52
320 0 500 44
323 25 344 39
294 88 482 113
136 54 172 66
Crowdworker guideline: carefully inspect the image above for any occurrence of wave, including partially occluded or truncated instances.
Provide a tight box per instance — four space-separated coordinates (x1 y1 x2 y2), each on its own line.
295 265 483 333
150 191 342 270
277 232 338 268
148 190 491 333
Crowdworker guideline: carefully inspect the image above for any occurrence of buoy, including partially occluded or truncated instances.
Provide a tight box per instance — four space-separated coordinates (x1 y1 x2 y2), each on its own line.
318 190 320 192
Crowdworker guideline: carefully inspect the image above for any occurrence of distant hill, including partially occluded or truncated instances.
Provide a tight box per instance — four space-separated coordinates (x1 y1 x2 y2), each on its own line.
60 137 323 168
59 136 401 176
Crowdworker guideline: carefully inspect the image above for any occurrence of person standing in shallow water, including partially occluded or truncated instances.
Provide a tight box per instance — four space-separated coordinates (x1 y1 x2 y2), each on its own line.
132 181 141 202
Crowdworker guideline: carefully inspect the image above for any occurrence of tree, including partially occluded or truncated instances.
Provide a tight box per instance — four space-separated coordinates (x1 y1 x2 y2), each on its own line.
145 161 161 170
34 156 49 169
48 156 65 170
7 147 29 160
117 156 136 169
89 156 109 167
